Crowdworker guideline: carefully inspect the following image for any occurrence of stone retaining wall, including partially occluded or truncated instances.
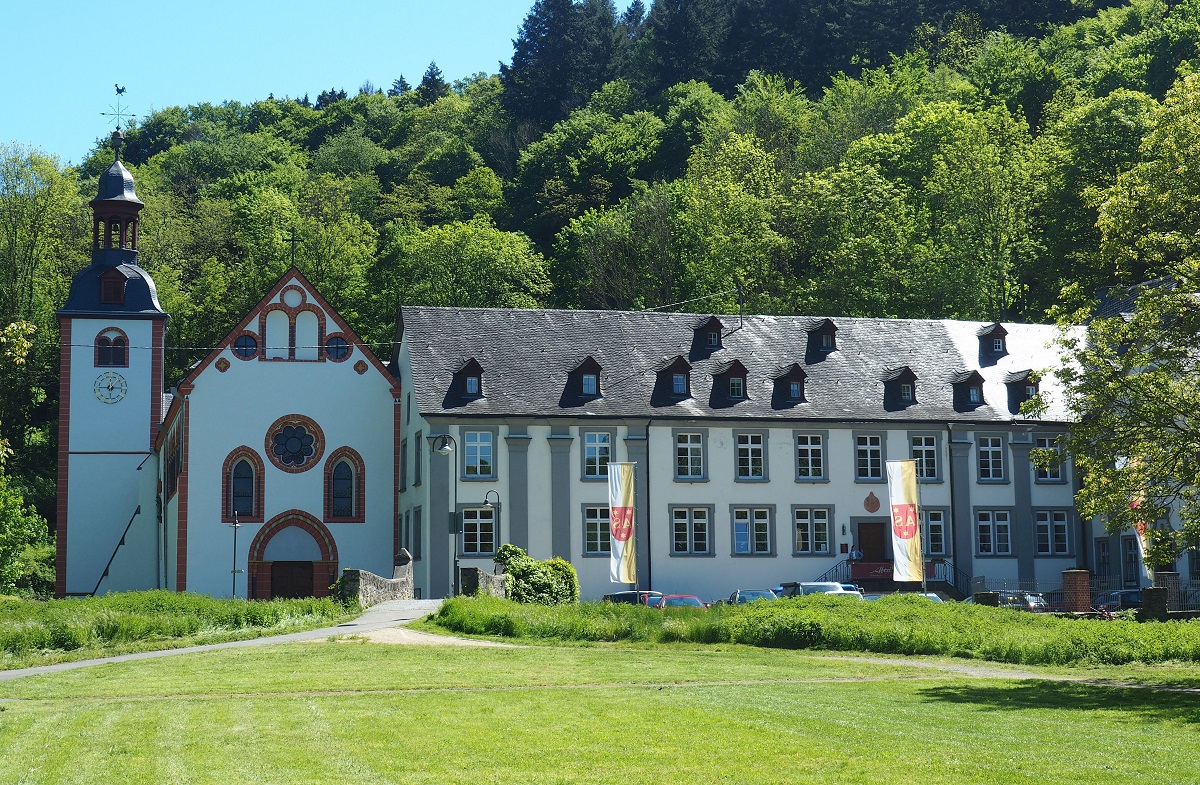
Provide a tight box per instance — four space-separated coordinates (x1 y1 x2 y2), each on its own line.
459 567 506 598
338 549 415 607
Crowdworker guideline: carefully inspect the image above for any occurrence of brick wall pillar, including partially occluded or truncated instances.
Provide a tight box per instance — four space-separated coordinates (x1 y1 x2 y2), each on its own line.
1140 587 1168 621
1155 571 1181 611
1062 569 1092 614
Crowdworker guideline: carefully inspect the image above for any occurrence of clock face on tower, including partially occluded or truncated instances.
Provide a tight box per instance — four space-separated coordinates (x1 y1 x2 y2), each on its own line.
94 371 128 404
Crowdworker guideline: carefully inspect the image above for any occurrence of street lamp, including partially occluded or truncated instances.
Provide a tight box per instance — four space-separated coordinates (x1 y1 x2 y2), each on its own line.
429 433 459 596
483 491 500 558
229 514 244 598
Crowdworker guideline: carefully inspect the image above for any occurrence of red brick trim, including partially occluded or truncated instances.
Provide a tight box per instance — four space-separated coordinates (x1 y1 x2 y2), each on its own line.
323 446 365 523
177 267 395 392
175 396 191 592
323 331 353 362
247 510 340 599
264 413 325 473
230 329 261 361
55 318 71 597
221 446 266 523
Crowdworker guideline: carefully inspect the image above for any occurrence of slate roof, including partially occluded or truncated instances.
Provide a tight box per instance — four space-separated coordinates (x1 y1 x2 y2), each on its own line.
400 307 1075 424
58 261 166 318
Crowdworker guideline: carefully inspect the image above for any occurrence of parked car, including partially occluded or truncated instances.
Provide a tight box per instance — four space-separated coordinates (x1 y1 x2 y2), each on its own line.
997 590 1049 612
728 589 777 604
1093 589 1142 612
776 582 864 598
651 594 707 609
601 590 663 606
863 592 944 602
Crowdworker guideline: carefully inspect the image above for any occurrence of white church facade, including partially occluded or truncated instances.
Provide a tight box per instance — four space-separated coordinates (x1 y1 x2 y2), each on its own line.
58 132 1164 603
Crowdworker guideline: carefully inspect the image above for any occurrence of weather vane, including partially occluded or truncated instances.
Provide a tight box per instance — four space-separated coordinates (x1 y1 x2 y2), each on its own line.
100 85 136 130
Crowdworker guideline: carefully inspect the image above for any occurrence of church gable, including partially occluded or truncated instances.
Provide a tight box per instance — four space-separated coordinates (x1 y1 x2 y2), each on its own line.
180 267 394 391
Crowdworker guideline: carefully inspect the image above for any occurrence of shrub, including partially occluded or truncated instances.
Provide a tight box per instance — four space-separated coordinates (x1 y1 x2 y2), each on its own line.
428 594 1200 666
493 544 579 605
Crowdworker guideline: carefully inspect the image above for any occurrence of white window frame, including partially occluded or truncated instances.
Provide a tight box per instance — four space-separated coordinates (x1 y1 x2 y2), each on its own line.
732 506 773 556
461 507 496 555
977 435 1005 482
793 507 831 555
923 509 947 556
671 506 711 555
583 505 611 555
1035 509 1071 556
464 429 496 479
465 375 480 395
909 433 940 482
794 431 826 482
854 432 884 482
735 431 767 481
582 373 599 396
672 373 688 395
674 430 706 481
975 510 1011 556
1034 435 1064 483
729 376 745 398
582 430 613 480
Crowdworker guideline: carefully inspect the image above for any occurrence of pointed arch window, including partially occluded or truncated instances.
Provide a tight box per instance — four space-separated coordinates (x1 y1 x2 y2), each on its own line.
222 447 265 523
324 447 366 522
94 327 129 367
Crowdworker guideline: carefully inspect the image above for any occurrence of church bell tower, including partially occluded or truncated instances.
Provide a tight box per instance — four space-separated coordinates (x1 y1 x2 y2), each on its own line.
56 130 169 596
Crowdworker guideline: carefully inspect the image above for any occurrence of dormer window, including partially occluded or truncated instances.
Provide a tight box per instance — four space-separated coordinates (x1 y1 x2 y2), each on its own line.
952 370 987 410
882 366 918 409
99 270 126 305
714 359 749 403
1004 371 1038 414
455 358 486 400
656 356 693 403
693 316 724 353
978 323 1008 356
569 356 603 401
806 319 838 359
772 363 807 406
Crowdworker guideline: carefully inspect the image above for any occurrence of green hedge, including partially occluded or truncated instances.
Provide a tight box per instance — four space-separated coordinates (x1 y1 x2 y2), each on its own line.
1 590 352 659
430 593 1200 666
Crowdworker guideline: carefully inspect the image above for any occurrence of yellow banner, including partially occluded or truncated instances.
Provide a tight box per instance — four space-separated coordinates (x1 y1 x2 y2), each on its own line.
886 460 924 583
608 463 637 584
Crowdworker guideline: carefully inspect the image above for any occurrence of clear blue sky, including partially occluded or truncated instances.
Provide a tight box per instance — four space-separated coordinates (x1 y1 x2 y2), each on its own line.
1 0 550 165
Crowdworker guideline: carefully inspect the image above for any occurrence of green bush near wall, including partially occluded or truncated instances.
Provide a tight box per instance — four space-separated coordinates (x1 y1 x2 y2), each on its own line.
492 544 580 605
431 593 1200 666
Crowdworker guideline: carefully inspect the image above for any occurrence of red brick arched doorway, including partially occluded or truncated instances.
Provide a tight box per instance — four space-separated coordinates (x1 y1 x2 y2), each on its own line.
247 510 338 599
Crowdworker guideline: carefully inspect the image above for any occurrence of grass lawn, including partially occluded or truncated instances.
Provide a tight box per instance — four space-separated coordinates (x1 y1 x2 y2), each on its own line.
1 640 1197 784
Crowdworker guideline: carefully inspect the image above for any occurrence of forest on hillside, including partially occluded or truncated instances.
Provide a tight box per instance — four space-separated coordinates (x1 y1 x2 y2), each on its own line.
3 0 1200 589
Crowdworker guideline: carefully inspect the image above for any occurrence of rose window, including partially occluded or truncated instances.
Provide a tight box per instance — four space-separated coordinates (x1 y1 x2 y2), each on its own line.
264 415 325 472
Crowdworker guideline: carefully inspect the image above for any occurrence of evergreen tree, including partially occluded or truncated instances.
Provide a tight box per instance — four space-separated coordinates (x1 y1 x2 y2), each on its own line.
388 76 412 97
415 62 451 106
500 0 618 134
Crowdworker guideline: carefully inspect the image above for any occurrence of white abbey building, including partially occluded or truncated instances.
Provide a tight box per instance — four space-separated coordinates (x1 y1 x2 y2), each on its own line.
59 133 1162 602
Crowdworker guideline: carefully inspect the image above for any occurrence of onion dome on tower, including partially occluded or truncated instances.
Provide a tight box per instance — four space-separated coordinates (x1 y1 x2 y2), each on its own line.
59 130 166 317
